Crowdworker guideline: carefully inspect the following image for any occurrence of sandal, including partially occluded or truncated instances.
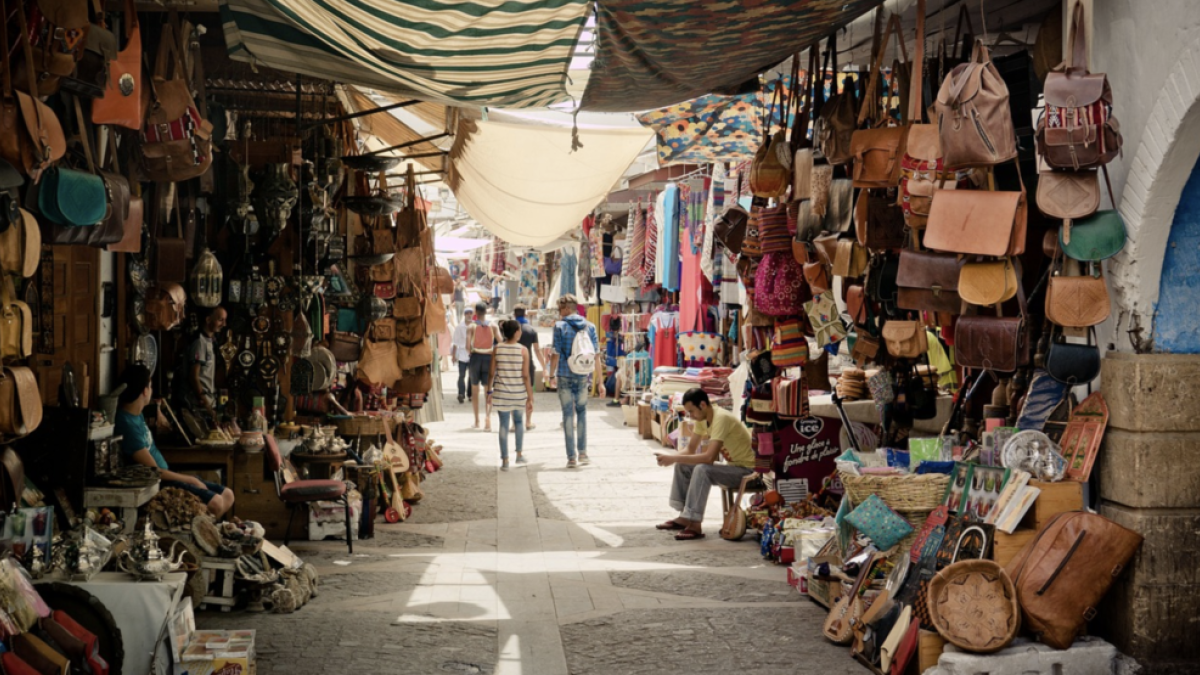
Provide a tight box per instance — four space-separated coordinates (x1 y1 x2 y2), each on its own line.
674 530 706 541
655 520 686 531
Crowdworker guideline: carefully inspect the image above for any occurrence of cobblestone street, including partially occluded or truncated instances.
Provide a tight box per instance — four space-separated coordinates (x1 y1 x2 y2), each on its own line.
199 369 861 675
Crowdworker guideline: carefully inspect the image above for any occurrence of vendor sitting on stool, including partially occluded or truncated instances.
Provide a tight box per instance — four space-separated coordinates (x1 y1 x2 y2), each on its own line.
654 388 754 541
115 365 235 518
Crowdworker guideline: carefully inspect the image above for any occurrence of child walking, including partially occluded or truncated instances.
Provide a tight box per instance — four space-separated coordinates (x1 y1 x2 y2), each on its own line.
487 320 533 470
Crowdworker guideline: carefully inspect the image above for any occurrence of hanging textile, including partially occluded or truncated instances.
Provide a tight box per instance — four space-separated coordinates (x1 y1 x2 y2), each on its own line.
577 235 596 300
659 184 681 292
642 199 658 287
627 202 647 287
589 217 607 278
649 310 679 369
560 245 578 296
520 250 539 304
490 237 508 276
680 182 713 331
220 0 590 109
701 164 725 283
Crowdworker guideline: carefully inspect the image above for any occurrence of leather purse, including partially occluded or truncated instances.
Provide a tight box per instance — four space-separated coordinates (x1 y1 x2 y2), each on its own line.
714 205 749 254
0 209 41 279
750 129 791 199
855 189 908 249
850 16 910 188
935 40 1018 167
956 283 1031 373
396 317 424 345
432 266 454 295
823 179 854 233
792 237 811 265
144 282 186 331
1006 511 1142 650
0 366 41 439
0 277 33 360
958 258 1018 307
395 366 433 395
14 0 90 96
393 290 424 319
398 339 433 369
142 23 213 182
356 337 403 388
816 32 858 166
925 175 1028 257
1059 209 1126 261
1046 262 1110 328
833 238 868 278
38 166 107 227
851 333 881 366
330 332 362 362
107 179 143 253
810 164 833 217
92 0 142 128
1046 329 1101 385
813 233 840 267
846 284 869 328
882 320 928 359
897 249 963 313
1037 168 1099 220
49 99 127 245
804 261 830 295
5 1 68 181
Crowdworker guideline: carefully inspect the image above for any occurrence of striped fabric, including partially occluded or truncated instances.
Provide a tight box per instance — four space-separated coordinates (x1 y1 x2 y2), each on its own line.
771 376 809 419
626 203 646 287
219 0 589 109
772 318 809 368
491 343 528 412
641 200 658 286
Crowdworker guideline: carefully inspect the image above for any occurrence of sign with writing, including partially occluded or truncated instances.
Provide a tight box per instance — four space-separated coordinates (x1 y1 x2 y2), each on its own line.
772 416 843 496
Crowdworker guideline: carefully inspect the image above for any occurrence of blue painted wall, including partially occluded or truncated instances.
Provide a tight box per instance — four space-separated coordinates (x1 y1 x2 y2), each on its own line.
1155 159 1200 352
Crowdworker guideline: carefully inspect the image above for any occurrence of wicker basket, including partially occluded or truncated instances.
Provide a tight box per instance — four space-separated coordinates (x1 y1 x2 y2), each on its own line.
897 509 933 555
840 472 950 511
927 560 1020 653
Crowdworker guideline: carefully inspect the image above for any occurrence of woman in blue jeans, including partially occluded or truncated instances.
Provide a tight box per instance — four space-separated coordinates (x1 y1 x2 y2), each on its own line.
548 295 605 469
488 321 532 471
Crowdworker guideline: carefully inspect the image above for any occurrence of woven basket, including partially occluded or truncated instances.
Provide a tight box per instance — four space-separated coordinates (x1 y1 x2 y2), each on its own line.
927 560 1020 653
897 509 932 555
840 472 950 511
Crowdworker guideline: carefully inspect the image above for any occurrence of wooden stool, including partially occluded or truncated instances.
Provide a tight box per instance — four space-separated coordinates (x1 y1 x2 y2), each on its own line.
200 557 238 612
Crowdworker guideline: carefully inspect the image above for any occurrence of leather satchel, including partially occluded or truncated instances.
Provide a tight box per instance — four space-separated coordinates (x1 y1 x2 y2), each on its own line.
142 23 214 182
897 250 963 314
1037 168 1099 220
1045 330 1101 385
38 166 107 227
956 316 1030 373
1045 264 1110 328
935 41 1018 167
330 332 362 362
5 1 68 181
144 282 186 331
959 258 1018 307
1059 209 1126 261
397 339 433 369
356 338 403 388
833 238 869 279
817 33 858 166
855 189 908 250
851 125 908 189
1006 511 1142 650
395 316 424 345
882 320 927 359
714 205 749 254
91 0 143 129
0 209 41 279
750 130 791 199
0 366 41 440
846 284 869 328
925 180 1027 257
813 233 840 267
0 277 32 361
804 261 830 295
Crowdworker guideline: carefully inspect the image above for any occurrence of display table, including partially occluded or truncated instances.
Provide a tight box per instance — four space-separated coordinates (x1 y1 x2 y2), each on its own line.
160 444 236 486
83 482 160 534
808 394 954 436
36 572 186 675
290 452 348 480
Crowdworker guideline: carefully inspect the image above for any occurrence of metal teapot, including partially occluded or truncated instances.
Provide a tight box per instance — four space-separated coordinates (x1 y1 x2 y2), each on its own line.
116 522 187 581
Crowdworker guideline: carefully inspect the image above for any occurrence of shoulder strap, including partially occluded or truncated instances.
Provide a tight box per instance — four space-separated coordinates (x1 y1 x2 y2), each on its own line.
0 0 11 100
1067 1 1087 70
7 367 40 436
909 0 927 123
954 4 975 62
153 22 184 82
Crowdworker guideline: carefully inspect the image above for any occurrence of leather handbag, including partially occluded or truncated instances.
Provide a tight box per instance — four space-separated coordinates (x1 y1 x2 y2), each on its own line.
49 99 127 245
0 366 42 440
60 2 117 99
356 337 403 388
823 179 854 233
0 277 33 360
851 15 910 189
813 233 840 267
1037 3 1121 171
1045 263 1110 328
900 124 963 231
935 40 1018 167
897 250 963 314
393 289 424 319
91 0 143 129
13 0 90 96
398 339 433 369
855 190 908 250
750 130 791 200
107 177 144 253
958 258 1018 307
1005 511 1142 650
833 238 868 278
330 332 362 362
5 0 68 181
154 194 188 283
425 289 448 335
792 237 811 265
804 261 831 295
1037 168 1099 220
0 209 41 279
38 166 107 227
811 164 833 217
925 172 1027 257
142 23 213 182
956 285 1031 373
1059 209 1126 261
1046 329 1101 385
714 205 749 254
395 366 433 395
882 320 927 359
817 33 858 166
144 282 186 331
432 266 454 295
395 316 424 345
846 284 869 328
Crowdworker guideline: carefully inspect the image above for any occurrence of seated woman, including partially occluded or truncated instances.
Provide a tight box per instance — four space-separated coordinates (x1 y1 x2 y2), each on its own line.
114 365 234 518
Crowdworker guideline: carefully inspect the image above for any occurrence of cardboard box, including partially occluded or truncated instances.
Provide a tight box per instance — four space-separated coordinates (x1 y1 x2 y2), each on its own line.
170 599 257 675
1021 480 1083 530
993 527 1039 567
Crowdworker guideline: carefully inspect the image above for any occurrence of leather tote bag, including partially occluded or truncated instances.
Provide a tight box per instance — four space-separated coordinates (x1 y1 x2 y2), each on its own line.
897 249 962 314
92 0 142 129
935 41 1017 167
356 337 402 388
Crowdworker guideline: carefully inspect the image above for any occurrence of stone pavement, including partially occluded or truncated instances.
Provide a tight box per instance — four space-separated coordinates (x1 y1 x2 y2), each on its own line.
199 369 862 674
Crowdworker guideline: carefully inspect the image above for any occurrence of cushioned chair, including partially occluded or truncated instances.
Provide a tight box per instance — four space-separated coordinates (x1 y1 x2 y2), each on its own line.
265 434 353 553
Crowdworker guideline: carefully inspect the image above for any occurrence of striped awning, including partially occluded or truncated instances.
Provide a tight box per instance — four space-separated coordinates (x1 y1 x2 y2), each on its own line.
218 0 590 109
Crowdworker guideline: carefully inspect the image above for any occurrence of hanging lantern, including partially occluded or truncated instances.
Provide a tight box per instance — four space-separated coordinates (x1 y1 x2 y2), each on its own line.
190 248 224 308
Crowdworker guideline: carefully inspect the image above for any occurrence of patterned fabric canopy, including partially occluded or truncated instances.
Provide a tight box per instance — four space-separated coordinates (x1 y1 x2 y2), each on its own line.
219 0 590 109
582 0 880 112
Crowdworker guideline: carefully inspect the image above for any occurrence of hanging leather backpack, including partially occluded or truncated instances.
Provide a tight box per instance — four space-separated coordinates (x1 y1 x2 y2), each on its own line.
2 0 67 182
817 32 858 165
850 14 911 190
13 0 91 96
935 40 1017 167
141 22 213 182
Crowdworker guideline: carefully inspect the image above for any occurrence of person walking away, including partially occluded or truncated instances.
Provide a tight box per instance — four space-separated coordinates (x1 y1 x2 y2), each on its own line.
451 307 474 403
549 294 604 468
513 304 547 429
654 388 754 540
467 302 500 430
487 320 532 470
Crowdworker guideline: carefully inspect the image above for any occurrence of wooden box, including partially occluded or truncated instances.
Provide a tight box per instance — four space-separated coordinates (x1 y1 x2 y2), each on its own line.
637 403 653 440
992 527 1038 567
1021 480 1083 530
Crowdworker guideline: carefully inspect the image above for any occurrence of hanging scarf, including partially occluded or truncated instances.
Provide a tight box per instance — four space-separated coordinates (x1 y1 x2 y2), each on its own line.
642 198 658 287
701 164 725 283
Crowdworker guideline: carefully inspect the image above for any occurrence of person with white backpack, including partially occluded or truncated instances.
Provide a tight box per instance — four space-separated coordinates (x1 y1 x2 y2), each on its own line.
548 294 604 468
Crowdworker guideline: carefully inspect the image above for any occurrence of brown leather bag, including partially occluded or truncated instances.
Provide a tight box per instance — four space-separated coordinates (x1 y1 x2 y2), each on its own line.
330 332 362 362
750 130 791 200
356 337 402 388
855 189 908 250
959 258 1018 307
154 190 188 283
142 23 213 182
425 290 448 335
395 366 433 395
0 209 41 279
432 266 454 295
846 284 868 328
395 317 424 345
91 0 142 129
803 261 830 295
955 278 1030 372
882 320 927 359
14 0 90 96
1005 511 1142 650
925 170 1027 257
50 99 127 247
850 15 910 189
817 33 858 166
935 41 1017 167
813 233 840 267
0 277 32 361
144 283 186 331
1037 168 1099 221
1037 3 1121 171
1045 263 1110 328
833 239 868 278
0 366 42 440
5 0 68 181
897 249 963 314
714 204 749 254
397 339 433 369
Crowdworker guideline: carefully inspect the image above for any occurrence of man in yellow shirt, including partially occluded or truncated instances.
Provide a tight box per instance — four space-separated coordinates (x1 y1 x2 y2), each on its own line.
655 388 755 540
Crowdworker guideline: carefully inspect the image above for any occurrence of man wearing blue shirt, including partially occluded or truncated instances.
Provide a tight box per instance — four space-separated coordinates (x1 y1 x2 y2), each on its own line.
549 295 604 468
114 365 234 517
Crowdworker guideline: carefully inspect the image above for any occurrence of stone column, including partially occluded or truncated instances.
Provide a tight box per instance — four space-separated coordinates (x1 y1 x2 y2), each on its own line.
1095 352 1200 675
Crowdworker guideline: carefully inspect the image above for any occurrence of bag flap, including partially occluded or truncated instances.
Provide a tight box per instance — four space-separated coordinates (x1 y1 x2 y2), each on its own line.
851 127 906 155
956 316 1023 371
959 260 1016 306
16 92 67 165
1046 274 1111 327
1043 125 1099 148
50 168 108 225
1046 340 1101 385
1043 69 1108 109
881 320 921 342
896 250 961 291
925 189 1024 257
86 24 118 58
1060 210 1126 261
20 210 39 278
937 62 984 107
906 124 941 162
1037 170 1100 220
846 285 865 322
36 0 90 28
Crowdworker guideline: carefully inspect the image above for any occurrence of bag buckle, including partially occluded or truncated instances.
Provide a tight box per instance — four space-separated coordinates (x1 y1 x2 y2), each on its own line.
931 285 943 298
1082 606 1097 621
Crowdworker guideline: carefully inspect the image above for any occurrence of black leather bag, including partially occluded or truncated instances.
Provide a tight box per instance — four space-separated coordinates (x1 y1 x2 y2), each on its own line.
1045 329 1101 386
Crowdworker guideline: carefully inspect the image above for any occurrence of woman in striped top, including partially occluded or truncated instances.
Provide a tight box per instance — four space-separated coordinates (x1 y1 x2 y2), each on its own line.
487 320 533 470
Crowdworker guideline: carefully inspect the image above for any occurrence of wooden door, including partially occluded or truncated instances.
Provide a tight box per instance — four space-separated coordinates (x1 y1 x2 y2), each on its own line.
34 246 100 406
